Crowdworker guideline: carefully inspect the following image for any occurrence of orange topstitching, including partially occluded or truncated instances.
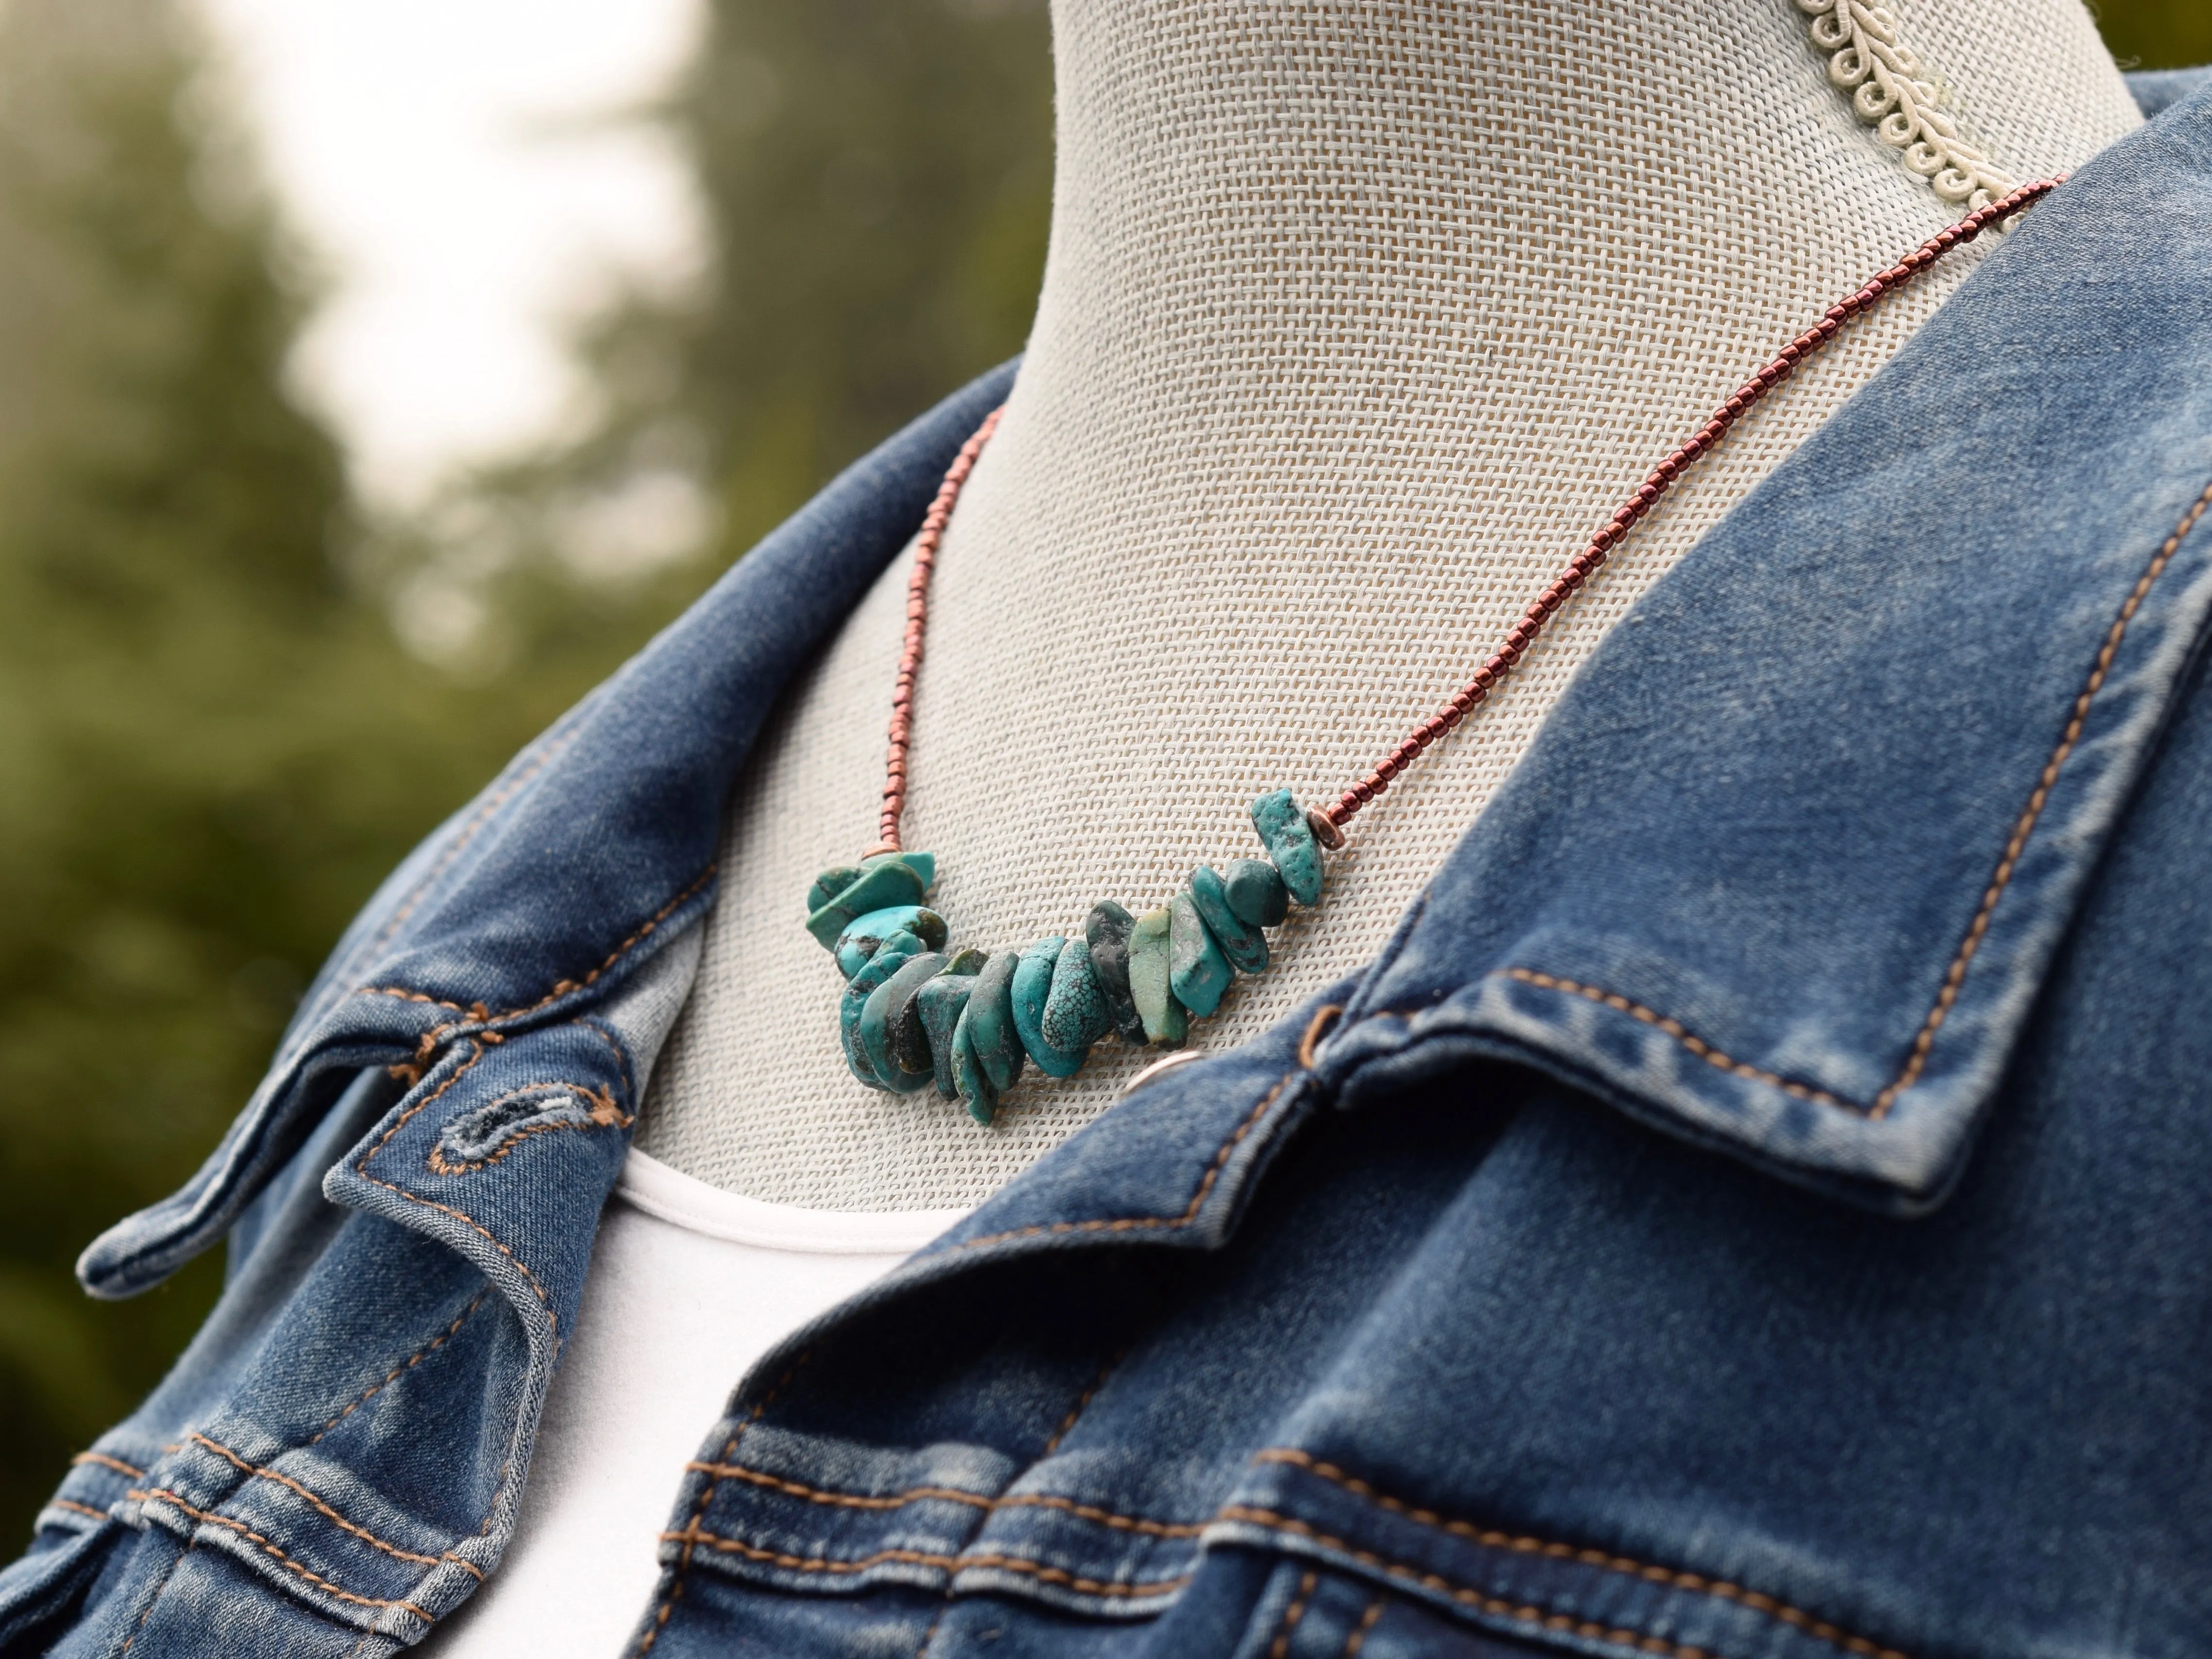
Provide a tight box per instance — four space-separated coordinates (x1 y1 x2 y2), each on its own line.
1219 1504 1725 1659
635 1348 815 1655
949 1070 1294 1255
357 864 714 1036
184 1432 483 1579
1492 473 2212 1124
311 1292 490 1443
1251 1449 1908 1659
71 1451 146 1480
1341 1594 1388 1659
1267 1568 1321 1659
656 1525 1191 1599
350 1038 557 1328
422 1082 630 1177
129 1488 436 1622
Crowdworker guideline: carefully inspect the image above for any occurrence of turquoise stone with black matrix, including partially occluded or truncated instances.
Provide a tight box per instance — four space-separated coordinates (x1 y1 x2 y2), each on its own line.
807 865 862 914
1041 937 1113 1054
1223 858 1289 928
948 1008 999 1125
839 937 921 1089
860 951 946 1091
1011 937 1085 1077
834 904 948 978
807 856 929 948
964 949 1026 1091
811 788 1335 1117
913 951 984 1096
1084 901 1147 1044
1189 864 1267 974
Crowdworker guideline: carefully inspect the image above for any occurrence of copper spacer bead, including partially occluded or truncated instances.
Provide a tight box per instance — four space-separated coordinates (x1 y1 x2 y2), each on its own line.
1307 807 1347 849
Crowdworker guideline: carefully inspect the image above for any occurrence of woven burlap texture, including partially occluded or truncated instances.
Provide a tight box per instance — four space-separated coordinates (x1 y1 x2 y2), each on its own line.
638 0 2139 1208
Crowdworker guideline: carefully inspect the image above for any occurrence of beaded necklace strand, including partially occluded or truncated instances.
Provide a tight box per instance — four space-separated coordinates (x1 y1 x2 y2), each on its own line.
801 178 2060 1125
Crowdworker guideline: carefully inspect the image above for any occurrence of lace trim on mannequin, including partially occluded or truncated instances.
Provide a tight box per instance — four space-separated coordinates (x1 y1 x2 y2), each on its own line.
1795 0 2015 210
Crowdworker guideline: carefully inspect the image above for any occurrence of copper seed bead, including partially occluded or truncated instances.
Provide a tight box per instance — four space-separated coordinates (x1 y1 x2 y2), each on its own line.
900 214 2039 836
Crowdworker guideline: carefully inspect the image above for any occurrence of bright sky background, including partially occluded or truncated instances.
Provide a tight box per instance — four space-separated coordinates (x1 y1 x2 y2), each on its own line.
195 0 708 512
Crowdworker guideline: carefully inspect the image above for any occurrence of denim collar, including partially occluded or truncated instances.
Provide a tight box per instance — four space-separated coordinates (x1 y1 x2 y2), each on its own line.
80 86 2212 1306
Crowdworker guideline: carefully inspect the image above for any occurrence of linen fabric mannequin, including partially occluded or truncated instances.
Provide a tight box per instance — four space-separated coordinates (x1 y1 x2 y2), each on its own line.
638 0 2140 1208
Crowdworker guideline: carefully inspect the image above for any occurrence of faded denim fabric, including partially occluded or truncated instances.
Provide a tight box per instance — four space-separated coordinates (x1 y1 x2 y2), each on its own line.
10 69 2212 1659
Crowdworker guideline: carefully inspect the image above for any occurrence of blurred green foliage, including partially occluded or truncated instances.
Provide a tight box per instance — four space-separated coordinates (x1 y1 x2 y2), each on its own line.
2095 0 2212 70
0 0 1049 1543
0 0 2197 1559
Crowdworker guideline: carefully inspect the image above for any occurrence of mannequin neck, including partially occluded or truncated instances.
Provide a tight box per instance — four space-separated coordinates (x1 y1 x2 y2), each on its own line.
632 0 2136 1211
1025 0 2129 417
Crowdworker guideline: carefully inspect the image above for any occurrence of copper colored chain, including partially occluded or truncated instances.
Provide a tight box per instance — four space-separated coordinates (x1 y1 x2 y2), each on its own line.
873 405 1001 851
876 178 2060 853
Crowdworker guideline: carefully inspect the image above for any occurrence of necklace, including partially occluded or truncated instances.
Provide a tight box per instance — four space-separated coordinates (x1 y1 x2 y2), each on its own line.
802 179 2058 1126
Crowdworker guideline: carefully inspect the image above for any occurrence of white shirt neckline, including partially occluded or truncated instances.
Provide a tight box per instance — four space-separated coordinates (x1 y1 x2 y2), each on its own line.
616 1147 970 1254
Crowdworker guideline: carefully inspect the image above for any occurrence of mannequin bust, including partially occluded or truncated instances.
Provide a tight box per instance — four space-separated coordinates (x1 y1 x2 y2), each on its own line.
637 0 2139 1210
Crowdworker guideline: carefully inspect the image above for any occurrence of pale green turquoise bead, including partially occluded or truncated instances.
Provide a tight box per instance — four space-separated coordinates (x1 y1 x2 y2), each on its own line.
834 905 948 978
1127 907 1187 1046
839 942 917 1090
949 1005 999 1125
1224 858 1289 928
1041 937 1113 1054
1011 937 1085 1077
965 949 1025 1092
1168 891 1232 1017
860 951 945 1091
806 857 926 948
1189 864 1267 975
1249 788 1323 907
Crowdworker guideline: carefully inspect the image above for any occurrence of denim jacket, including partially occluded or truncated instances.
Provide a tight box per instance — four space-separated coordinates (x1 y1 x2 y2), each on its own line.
13 73 2212 1659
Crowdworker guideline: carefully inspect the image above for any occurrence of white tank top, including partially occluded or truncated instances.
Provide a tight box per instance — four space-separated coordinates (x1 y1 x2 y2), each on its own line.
415 1150 967 1658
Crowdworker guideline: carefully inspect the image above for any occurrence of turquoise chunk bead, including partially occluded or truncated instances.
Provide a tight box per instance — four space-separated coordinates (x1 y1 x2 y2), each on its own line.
839 942 918 1090
1041 937 1112 1054
892 950 975 1076
834 905 948 978
860 951 945 1091
1011 937 1085 1077
1223 858 1289 928
1250 788 1323 907
965 949 1026 1091
1189 864 1267 975
1127 907 1187 1046
875 928 925 960
1085 901 1147 1044
1168 891 1232 1018
864 848 934 891
914 959 981 1097
807 865 861 915
806 858 926 948
949 1005 999 1125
